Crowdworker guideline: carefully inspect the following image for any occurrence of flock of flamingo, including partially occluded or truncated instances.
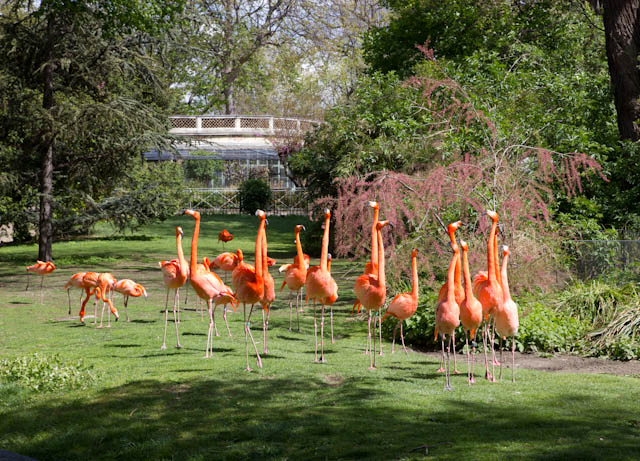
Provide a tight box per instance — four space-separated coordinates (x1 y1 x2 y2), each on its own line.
24 202 519 389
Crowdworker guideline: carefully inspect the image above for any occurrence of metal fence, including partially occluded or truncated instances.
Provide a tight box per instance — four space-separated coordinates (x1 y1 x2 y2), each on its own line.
569 240 640 280
185 187 309 216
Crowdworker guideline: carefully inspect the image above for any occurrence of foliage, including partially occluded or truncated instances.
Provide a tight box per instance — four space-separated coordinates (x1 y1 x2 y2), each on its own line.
182 151 224 185
515 303 588 354
0 353 95 392
238 178 272 215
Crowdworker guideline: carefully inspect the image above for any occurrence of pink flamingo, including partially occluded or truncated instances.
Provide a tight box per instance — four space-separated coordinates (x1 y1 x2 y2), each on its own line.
279 225 307 332
64 272 92 316
305 208 338 363
201 257 237 337
209 251 239 284
435 242 461 391
495 245 519 382
113 279 147 322
382 248 419 355
232 210 267 370
473 210 504 382
218 229 233 250
96 272 118 328
159 227 189 349
353 201 379 315
459 240 483 385
184 209 237 359
25 260 56 303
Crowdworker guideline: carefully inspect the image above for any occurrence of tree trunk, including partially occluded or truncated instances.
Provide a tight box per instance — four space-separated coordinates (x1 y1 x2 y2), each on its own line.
603 0 640 141
38 56 55 261
224 83 235 115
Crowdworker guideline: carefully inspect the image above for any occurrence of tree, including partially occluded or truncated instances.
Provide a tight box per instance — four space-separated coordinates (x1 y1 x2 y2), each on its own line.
0 0 183 260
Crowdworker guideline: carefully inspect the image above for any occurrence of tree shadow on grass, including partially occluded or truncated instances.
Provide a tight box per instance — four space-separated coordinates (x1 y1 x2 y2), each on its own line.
1 375 638 461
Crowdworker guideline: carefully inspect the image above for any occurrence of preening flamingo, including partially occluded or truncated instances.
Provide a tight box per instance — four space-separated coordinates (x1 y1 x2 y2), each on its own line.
113 279 147 322
201 257 237 337
64 272 92 316
495 245 519 382
435 242 461 391
382 248 419 355
353 201 379 315
218 229 233 248
232 210 267 371
159 226 189 349
185 209 237 359
260 224 276 354
280 225 307 332
459 240 483 385
96 272 118 328
25 260 56 303
305 208 338 363
210 251 239 284
472 210 504 382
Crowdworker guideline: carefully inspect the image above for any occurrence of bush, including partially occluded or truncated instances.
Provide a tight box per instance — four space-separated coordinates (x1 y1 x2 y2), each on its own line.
0 353 96 392
515 303 588 354
238 179 272 215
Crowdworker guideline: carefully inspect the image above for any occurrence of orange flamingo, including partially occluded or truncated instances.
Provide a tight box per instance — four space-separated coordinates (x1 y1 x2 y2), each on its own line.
495 245 519 382
305 208 338 363
185 210 237 359
382 248 419 355
25 260 56 303
280 225 307 332
113 279 147 322
435 242 461 391
260 224 276 354
473 210 504 382
232 210 267 370
209 251 239 284
201 257 237 337
353 201 379 315
159 226 189 349
459 240 483 385
354 220 390 369
218 229 233 247
96 272 118 328
436 221 464 374
79 272 100 323
64 272 93 316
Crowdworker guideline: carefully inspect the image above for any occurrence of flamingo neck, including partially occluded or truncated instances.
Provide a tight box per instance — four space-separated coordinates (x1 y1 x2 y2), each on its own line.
494 229 502 287
487 218 497 283
295 230 304 269
262 224 268 279
410 254 418 299
255 219 264 280
371 207 379 271
377 227 386 289
501 252 511 300
320 215 330 272
447 247 459 302
189 215 200 276
177 233 188 278
462 247 473 300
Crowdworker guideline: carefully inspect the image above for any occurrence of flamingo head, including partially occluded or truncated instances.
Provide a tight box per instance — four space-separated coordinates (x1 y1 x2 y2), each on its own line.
256 209 266 219
140 285 148 297
267 257 276 266
184 209 200 219
236 248 244 261
376 220 391 230
502 245 510 257
460 240 469 252
411 248 419 258
176 226 184 237
295 224 305 233
368 201 379 209
486 210 499 221
324 208 331 219
449 220 463 232
451 242 459 253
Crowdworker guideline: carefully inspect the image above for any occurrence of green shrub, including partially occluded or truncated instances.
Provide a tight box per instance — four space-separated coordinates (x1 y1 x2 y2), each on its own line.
0 353 96 392
238 179 272 215
515 303 588 354
554 280 636 325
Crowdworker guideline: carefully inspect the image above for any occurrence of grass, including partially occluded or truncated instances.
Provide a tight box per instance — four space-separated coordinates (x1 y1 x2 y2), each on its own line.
1 214 640 460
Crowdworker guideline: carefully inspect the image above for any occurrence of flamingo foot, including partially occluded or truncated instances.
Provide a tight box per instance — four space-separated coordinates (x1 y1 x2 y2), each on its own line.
96 326 103 329
368 366 376 370
160 344 167 350
436 367 445 373
444 384 453 391
176 343 182 349
320 358 327 363
493 359 501 366
453 369 460 375
378 351 384 357
468 377 475 385
244 367 252 372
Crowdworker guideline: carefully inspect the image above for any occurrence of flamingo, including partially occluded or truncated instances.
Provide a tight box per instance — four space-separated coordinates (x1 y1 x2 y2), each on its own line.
232 210 267 371
201 257 237 337
79 272 100 323
459 240 483 385
96 272 118 328
184 209 237 359
209 251 239 284
113 279 147 322
353 201 379 315
435 242 461 391
354 220 390 369
473 210 504 382
305 208 338 363
25 260 56 303
218 229 233 249
260 224 276 354
279 225 307 332
382 248 419 355
64 272 92 316
495 245 519 382
436 221 464 374
159 226 189 349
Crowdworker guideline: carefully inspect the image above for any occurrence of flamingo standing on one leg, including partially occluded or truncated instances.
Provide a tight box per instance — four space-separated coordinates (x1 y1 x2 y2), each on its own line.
113 279 147 322
354 220 390 369
218 229 233 251
159 227 189 349
232 210 267 371
260 225 276 354
184 210 237 359
64 272 92 316
459 240 483 385
435 242 461 391
382 248 419 355
473 210 504 382
280 225 307 332
96 272 118 328
305 209 338 364
25 260 56 303
436 221 464 374
495 245 519 383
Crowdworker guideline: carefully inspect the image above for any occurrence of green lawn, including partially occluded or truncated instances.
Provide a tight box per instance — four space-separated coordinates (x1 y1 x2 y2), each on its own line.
1 214 639 460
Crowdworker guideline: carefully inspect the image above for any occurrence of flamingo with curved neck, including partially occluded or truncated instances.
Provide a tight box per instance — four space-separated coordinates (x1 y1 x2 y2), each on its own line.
459 240 483 385
495 245 519 382
280 224 307 332
159 226 189 349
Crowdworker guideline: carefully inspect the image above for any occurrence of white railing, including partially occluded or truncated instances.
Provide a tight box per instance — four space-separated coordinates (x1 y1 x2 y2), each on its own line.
169 115 319 137
186 187 309 216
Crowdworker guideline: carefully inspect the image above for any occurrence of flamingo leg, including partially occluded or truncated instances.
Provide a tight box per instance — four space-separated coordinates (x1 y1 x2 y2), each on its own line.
372 311 378 368
67 290 71 315
288 296 293 332
491 317 500 366
246 304 262 368
499 336 504 382
452 331 459 374
213 304 220 337
392 320 399 354
99 297 106 329
313 302 318 363
367 311 374 369
466 332 473 385
161 289 170 350
124 295 130 322
39 276 44 304
25 274 30 291
205 299 213 358
512 337 516 383
262 308 268 355
490 322 497 383
296 290 301 332
176 288 181 324
223 305 232 337
482 323 493 381
173 289 182 349
320 304 326 363
330 305 334 344
93 293 98 325
444 334 452 391
378 312 383 356
400 322 408 355
243 303 251 371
